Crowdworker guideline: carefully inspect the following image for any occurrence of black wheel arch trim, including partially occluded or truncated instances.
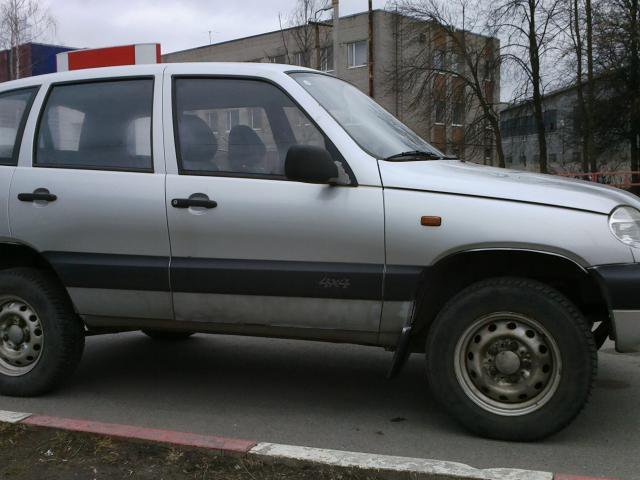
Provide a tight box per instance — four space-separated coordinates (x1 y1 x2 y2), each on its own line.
589 263 640 311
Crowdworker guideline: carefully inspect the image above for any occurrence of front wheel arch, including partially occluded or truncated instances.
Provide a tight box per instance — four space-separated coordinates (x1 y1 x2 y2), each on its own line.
408 249 609 352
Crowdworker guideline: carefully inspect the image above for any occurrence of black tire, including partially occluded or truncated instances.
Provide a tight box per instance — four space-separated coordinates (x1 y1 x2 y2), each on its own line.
142 329 194 341
0 268 85 396
425 277 596 441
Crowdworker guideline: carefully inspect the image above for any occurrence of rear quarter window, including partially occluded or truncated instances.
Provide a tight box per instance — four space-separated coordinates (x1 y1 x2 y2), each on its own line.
0 88 38 165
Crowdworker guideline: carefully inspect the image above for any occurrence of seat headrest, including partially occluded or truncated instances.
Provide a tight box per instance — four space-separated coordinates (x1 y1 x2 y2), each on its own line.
228 125 266 172
179 114 218 171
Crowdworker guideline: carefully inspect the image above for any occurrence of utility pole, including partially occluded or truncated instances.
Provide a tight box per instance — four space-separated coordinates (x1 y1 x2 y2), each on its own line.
314 22 320 69
309 5 333 70
332 0 340 77
368 0 374 97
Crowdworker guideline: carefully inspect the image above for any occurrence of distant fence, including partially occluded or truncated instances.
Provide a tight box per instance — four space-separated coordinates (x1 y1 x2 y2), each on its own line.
555 171 640 190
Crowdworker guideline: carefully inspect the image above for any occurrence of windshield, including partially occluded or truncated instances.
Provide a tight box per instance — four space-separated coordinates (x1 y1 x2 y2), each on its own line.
290 72 444 160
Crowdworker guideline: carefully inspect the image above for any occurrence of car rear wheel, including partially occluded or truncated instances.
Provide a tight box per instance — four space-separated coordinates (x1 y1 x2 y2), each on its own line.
425 277 596 441
0 268 85 396
142 329 194 341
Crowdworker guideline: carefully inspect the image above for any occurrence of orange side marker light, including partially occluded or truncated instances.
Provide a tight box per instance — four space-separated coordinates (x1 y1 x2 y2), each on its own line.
421 216 442 227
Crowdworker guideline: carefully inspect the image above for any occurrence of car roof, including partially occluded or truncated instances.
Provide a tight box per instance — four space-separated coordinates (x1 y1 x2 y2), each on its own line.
0 62 318 93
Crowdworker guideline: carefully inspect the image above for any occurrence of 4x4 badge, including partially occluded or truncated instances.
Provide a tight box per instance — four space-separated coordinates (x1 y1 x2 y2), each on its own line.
318 277 351 289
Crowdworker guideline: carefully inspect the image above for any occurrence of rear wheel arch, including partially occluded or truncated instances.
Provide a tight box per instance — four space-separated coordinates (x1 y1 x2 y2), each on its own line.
409 248 609 351
0 242 75 311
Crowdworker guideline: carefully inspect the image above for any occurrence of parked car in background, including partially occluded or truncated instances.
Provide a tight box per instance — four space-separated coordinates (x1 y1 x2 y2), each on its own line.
0 63 638 441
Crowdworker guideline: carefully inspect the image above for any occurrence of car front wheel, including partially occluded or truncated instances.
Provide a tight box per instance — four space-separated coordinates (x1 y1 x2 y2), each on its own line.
426 277 596 441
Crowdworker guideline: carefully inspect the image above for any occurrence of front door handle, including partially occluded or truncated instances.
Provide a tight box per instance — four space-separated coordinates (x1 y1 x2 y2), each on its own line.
18 190 57 203
171 198 217 209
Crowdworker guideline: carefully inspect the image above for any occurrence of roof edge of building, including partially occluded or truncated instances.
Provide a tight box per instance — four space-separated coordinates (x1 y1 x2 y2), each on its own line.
162 8 390 57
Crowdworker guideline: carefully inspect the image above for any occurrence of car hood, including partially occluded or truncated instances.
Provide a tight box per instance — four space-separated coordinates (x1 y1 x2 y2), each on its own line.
378 160 640 214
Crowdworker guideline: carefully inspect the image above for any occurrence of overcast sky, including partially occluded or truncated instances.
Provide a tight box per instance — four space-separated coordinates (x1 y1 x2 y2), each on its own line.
49 0 387 54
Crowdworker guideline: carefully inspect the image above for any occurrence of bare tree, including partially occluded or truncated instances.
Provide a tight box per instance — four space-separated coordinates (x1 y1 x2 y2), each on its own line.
563 0 596 172
277 0 331 67
0 0 56 80
592 0 640 183
491 0 563 173
584 0 595 172
393 0 505 165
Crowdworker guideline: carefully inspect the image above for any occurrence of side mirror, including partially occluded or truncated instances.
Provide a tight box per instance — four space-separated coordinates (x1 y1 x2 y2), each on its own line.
285 145 339 184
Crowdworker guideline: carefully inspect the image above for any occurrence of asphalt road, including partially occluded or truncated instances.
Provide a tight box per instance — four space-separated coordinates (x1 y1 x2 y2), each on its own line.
0 332 638 479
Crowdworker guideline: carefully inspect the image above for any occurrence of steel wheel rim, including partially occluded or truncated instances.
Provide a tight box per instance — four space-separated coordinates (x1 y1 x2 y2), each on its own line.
0 296 44 377
454 312 562 416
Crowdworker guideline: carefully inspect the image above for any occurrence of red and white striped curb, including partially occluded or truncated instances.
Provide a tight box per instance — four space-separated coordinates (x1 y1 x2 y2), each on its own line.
0 410 616 480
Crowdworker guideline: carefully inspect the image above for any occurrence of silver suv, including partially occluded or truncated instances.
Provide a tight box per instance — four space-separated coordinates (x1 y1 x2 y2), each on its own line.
0 63 638 441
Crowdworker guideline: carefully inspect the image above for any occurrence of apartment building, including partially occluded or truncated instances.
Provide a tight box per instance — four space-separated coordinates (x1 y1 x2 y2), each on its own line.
500 83 630 174
162 9 500 163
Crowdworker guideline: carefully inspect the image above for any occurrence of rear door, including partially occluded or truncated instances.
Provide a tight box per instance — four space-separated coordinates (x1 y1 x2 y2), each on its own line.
163 73 385 337
9 69 172 322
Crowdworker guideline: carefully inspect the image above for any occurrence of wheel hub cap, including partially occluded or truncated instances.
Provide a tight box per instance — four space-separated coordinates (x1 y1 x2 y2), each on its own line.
454 312 562 416
495 350 521 375
7 324 24 344
0 298 44 376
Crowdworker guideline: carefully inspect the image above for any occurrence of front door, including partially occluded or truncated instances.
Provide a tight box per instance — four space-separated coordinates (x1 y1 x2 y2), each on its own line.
10 73 172 322
165 76 385 335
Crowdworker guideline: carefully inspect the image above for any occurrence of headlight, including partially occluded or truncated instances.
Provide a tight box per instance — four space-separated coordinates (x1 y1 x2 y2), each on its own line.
609 206 640 248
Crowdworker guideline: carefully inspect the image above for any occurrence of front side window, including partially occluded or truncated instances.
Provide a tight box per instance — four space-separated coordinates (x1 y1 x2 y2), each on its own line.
347 41 367 68
0 88 37 165
174 78 346 178
36 79 153 171
291 72 443 159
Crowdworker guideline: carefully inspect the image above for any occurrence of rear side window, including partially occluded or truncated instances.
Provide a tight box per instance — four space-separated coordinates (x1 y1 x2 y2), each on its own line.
0 88 38 166
35 79 154 171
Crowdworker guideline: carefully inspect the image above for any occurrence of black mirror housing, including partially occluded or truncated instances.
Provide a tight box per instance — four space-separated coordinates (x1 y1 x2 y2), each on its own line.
285 145 339 184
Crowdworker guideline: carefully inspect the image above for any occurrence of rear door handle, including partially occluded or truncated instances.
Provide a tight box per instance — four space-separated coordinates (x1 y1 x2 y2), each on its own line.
171 198 217 209
18 191 57 203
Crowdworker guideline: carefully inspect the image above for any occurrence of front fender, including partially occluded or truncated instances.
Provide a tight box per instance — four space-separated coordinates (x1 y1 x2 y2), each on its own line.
383 189 633 269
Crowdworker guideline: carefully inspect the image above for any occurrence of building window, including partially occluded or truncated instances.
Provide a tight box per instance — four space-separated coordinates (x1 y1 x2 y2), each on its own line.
292 52 306 67
454 51 465 73
206 111 218 133
544 109 557 132
434 48 446 71
250 108 263 130
226 109 240 131
269 54 286 64
452 102 464 125
347 40 367 68
320 47 333 72
435 98 446 124
452 86 465 126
